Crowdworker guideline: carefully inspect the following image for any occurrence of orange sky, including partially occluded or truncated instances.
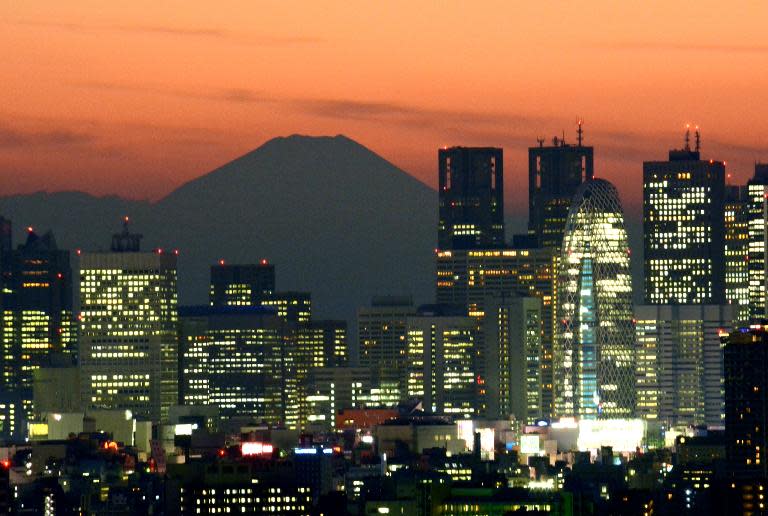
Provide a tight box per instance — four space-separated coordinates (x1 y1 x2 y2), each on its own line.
2 1 767 215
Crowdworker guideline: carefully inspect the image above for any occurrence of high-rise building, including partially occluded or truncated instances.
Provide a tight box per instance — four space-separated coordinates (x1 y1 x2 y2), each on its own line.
555 179 634 419
435 247 556 417
635 304 735 428
643 131 726 304
2 228 74 419
723 326 768 479
79 221 179 422
296 320 347 427
405 305 478 418
438 147 504 250
358 296 415 406
528 127 594 248
209 261 275 306
260 291 311 324
747 164 768 320
724 185 750 323
178 305 298 428
304 366 372 432
483 294 542 423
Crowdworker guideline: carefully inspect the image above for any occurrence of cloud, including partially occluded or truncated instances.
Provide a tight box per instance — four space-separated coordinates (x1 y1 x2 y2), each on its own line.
595 40 768 54
9 19 321 46
291 97 547 132
0 126 94 148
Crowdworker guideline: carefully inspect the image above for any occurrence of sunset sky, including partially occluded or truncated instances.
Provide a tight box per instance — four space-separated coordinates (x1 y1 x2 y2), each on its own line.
2 1 767 216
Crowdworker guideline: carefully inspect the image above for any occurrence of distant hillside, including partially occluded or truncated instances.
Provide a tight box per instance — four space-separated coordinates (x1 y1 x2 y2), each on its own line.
0 135 438 325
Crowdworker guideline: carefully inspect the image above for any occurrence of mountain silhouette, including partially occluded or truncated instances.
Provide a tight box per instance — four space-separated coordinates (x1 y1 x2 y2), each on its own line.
0 135 437 329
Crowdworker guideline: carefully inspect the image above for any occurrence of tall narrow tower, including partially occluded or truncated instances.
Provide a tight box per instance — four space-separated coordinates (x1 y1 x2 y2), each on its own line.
79 219 178 422
643 129 726 304
528 125 594 249
438 147 504 250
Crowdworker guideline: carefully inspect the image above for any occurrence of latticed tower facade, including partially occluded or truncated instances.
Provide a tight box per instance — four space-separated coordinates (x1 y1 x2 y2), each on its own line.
555 179 635 419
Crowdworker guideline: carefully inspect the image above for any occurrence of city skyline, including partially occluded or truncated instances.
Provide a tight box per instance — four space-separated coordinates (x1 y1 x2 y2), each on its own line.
2 2 768 217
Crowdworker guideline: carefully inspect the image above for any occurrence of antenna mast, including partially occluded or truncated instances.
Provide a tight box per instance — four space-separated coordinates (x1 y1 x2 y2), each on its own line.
695 125 701 152
577 119 583 146
684 124 691 151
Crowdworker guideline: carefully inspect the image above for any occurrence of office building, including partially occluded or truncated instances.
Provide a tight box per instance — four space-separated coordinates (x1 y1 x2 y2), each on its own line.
303 367 372 431
438 147 504 250
528 126 594 248
483 295 542 423
435 247 556 417
405 305 478 418
260 291 311 324
724 185 750 323
555 179 634 419
747 163 768 320
79 221 179 422
296 320 347 427
635 304 735 428
643 131 726 304
723 326 768 479
209 261 275 306
358 296 416 406
2 228 74 419
178 305 298 428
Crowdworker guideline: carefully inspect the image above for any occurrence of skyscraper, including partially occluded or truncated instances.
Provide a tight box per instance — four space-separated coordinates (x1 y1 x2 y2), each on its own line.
405 305 478 417
723 326 768 479
209 261 275 306
2 228 74 419
555 179 634 419
438 147 504 250
724 185 750 323
178 305 298 428
528 125 594 249
635 304 734 428
357 296 415 406
483 294 542 423
79 221 179 422
747 163 768 320
435 247 556 417
643 131 726 304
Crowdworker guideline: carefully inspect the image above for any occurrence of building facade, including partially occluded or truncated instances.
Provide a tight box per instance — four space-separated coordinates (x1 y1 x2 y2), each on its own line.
357 297 416 407
435 247 556 418
528 129 594 248
747 164 768 320
643 139 726 304
438 147 504 250
555 179 635 419
635 304 734 428
178 305 299 428
2 229 74 420
209 261 275 307
405 306 478 417
79 224 178 422
723 326 768 479
483 295 542 423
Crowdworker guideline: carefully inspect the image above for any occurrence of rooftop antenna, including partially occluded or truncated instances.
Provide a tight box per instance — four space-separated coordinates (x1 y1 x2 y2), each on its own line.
684 124 691 151
577 119 583 146
537 137 545 148
562 129 566 146
695 125 701 152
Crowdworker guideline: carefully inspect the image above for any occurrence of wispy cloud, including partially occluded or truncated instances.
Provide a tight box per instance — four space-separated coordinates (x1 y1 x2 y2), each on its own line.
594 40 768 54
0 126 93 148
8 19 321 46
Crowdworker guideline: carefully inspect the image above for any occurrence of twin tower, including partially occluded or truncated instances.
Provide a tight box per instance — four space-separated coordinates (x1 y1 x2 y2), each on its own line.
437 133 635 421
